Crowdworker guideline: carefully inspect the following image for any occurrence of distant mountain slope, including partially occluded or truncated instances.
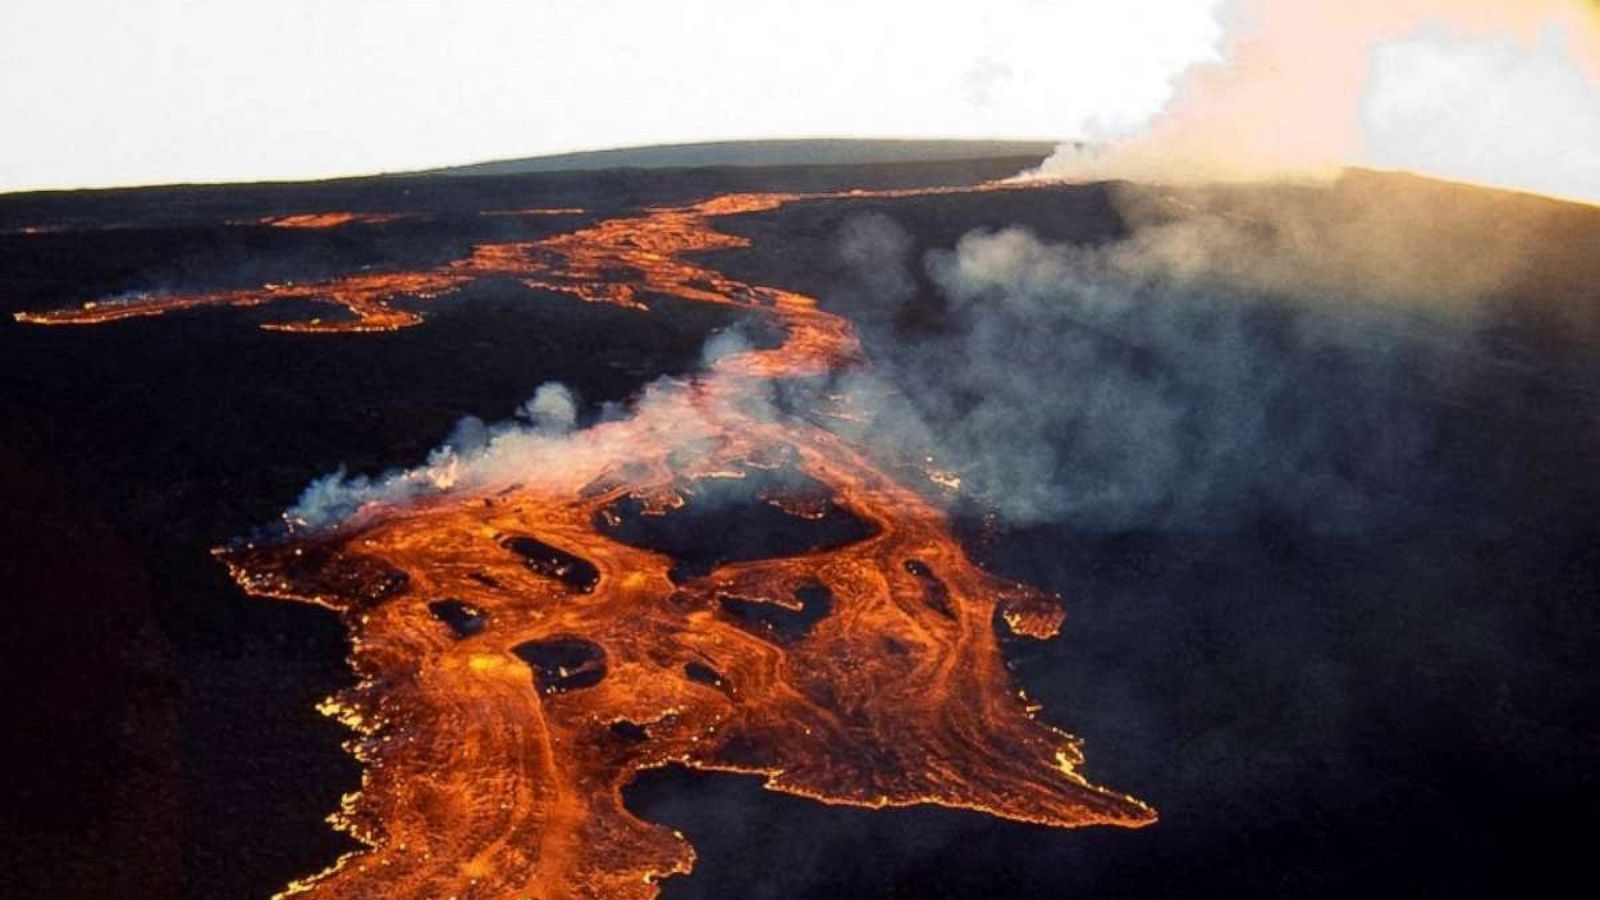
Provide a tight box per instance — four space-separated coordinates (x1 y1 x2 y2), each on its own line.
427 139 1059 177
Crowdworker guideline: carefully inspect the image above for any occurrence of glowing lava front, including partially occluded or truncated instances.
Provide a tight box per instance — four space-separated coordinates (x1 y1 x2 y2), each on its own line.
257 212 421 228
24 185 1154 899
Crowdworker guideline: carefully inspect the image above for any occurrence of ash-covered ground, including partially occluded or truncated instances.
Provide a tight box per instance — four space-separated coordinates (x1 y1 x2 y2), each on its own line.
1 151 1595 899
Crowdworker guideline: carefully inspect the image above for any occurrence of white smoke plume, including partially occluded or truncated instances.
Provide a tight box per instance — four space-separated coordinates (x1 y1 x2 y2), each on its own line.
280 367 791 532
824 203 1488 531
1033 0 1600 204
286 381 589 529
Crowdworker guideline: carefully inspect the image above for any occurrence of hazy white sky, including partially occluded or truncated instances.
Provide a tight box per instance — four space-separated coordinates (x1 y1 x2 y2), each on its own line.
1035 0 1600 204
0 0 1226 191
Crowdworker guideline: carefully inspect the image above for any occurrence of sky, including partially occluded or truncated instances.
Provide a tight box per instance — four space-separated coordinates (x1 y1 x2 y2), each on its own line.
0 0 1225 191
1032 0 1600 203
3 1 1597 197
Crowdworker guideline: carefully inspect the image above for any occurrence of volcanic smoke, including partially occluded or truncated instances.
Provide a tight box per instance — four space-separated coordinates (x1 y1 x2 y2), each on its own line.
1034 0 1600 204
13 5 1596 898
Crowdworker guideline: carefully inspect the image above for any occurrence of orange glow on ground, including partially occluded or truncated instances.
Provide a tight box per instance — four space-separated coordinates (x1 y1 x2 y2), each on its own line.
22 183 1153 899
257 212 420 228
12 184 1013 334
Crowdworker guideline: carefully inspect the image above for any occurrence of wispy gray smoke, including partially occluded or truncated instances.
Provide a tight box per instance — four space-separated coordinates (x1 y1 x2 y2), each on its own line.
832 213 916 319
827 193 1477 532
287 381 585 529
280 360 783 533
283 187 1493 537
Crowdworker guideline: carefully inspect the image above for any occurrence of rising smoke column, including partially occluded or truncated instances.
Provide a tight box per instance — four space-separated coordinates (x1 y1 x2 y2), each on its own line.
1034 0 1600 203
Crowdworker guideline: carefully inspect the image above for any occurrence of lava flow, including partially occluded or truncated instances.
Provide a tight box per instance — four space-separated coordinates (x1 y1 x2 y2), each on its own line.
257 212 421 228
11 184 992 333
29 185 1155 898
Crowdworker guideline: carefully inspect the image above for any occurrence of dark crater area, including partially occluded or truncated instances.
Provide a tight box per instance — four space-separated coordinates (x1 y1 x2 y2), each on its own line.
717 581 835 646
427 599 487 638
502 534 601 594
683 660 730 692
595 464 876 582
512 637 608 694
902 558 954 619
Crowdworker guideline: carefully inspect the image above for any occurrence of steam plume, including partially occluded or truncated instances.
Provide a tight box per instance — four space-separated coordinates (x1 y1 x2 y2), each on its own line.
1034 0 1600 203
288 382 588 529
826 204 1477 532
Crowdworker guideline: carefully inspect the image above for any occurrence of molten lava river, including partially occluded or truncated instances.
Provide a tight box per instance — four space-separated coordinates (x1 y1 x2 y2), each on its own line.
18 185 1154 898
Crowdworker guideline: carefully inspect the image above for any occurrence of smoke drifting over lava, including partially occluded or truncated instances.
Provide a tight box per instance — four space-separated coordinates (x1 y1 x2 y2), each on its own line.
826 203 1447 531
1035 0 1600 204
289 382 584 529
934 0 1600 528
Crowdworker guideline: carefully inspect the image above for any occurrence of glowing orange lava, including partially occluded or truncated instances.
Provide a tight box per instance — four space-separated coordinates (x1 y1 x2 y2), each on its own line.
24 183 1154 898
257 212 420 228
12 184 1005 334
13 271 457 332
